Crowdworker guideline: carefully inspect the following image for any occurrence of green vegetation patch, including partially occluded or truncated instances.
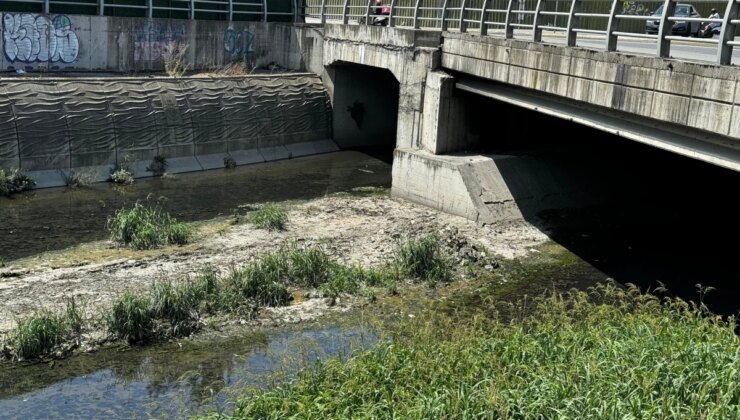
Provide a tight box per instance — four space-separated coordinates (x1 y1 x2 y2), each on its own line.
394 234 451 284
107 202 192 250
4 298 85 361
248 204 288 231
0 168 35 197
216 283 740 419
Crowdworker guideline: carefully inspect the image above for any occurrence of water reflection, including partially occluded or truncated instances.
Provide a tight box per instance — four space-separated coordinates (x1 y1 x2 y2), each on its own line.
0 150 392 261
0 326 374 419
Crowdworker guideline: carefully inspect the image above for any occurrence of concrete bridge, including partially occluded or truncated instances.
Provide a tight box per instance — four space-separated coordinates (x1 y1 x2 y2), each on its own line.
2 0 740 222
312 21 740 222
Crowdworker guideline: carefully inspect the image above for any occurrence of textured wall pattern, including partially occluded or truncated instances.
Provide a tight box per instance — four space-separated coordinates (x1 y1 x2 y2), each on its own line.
0 74 332 173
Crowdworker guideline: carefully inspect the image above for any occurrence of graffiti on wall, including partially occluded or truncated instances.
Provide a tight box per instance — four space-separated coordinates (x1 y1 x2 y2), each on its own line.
622 1 651 15
133 22 187 63
223 28 255 57
3 14 79 63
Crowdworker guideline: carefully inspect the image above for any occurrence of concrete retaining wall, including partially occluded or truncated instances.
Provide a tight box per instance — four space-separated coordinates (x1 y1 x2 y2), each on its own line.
0 73 335 188
1 13 323 73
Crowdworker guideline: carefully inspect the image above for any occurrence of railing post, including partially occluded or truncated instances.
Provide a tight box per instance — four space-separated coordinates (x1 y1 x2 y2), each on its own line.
504 0 515 39
389 0 397 27
320 0 327 23
228 0 233 21
459 0 468 32
717 0 739 65
147 0 153 18
604 0 620 51
342 0 351 23
43 0 49 14
566 0 581 46
532 0 545 42
480 0 491 35
413 0 422 28
365 0 373 25
263 0 268 22
441 0 450 30
656 0 676 58
98 0 105 16
190 0 195 19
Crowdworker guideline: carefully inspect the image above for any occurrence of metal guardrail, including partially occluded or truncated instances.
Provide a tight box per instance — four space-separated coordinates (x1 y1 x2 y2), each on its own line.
0 0 737 64
303 0 740 65
0 0 300 21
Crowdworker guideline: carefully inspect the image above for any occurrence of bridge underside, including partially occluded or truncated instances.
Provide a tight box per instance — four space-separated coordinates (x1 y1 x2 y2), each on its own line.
455 78 740 173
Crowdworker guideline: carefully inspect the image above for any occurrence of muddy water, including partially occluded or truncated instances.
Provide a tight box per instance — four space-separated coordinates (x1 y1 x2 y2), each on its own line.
0 324 375 419
0 150 392 262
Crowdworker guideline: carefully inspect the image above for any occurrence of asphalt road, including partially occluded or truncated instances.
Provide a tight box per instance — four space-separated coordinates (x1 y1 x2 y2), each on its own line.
542 33 740 65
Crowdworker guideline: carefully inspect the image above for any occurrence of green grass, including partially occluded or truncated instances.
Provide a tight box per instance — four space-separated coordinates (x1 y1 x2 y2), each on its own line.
107 292 154 343
7 298 85 360
107 202 193 250
151 280 201 336
229 260 292 307
288 246 333 288
10 314 68 361
248 204 288 231
394 234 451 284
0 168 35 197
209 283 740 419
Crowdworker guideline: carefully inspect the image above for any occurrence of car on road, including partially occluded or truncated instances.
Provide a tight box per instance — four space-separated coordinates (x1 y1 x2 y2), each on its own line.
645 4 702 36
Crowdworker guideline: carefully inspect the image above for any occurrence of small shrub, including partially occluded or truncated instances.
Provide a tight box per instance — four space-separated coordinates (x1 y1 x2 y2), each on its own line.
163 41 189 78
0 256 5 268
394 235 451 284
107 292 154 343
224 156 237 169
110 167 134 185
62 168 98 188
0 168 35 197
11 313 68 360
107 202 192 250
147 155 168 177
248 204 288 231
166 219 193 245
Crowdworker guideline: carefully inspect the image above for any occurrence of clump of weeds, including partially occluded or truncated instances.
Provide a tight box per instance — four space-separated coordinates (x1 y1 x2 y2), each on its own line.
107 201 192 250
248 204 288 231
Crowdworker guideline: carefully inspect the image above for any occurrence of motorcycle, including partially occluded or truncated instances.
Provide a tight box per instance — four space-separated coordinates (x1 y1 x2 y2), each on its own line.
358 6 391 26
697 21 721 38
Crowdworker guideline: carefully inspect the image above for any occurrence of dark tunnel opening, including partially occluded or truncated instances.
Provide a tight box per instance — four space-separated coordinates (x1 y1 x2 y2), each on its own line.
458 89 740 317
328 63 399 163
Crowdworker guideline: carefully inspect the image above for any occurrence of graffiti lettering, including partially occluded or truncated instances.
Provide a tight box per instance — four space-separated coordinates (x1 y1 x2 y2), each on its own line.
622 1 651 15
223 29 255 56
3 14 79 63
133 22 187 63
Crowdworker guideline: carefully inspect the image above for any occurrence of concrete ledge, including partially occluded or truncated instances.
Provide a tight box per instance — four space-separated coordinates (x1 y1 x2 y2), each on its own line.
286 140 339 158
196 153 229 170
165 156 204 174
260 146 292 162
230 150 266 166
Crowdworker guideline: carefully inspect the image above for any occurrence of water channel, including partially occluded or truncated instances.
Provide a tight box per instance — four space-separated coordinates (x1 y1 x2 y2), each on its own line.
1 144 739 418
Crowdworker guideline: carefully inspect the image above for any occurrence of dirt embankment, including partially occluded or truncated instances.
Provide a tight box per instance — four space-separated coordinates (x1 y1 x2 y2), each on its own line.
0 193 549 333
